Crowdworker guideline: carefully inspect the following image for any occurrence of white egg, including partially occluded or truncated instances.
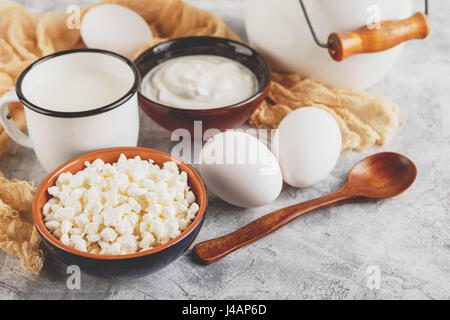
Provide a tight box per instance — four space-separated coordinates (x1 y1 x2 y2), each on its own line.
272 107 342 188
81 4 153 59
199 131 283 208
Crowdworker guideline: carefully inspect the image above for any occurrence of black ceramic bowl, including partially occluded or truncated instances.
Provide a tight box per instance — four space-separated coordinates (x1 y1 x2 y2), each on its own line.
135 36 270 136
33 147 207 278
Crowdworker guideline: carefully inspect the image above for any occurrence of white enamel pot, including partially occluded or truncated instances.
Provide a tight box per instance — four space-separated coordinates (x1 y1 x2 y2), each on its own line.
245 0 430 89
0 49 140 172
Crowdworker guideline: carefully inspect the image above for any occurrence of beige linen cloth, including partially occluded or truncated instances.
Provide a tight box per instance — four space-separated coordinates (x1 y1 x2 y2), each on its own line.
0 0 399 274
250 73 399 150
0 173 42 274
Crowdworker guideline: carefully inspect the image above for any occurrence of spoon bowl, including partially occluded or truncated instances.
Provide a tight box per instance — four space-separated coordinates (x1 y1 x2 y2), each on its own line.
347 152 417 199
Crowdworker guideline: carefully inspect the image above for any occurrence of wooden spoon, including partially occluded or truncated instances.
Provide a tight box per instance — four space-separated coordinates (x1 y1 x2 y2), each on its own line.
194 152 417 265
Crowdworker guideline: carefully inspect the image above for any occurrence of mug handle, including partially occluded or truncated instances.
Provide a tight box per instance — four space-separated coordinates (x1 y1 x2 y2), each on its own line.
0 91 33 148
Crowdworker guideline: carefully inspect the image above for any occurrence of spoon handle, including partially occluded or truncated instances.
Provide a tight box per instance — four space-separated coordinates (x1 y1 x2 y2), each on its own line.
194 185 355 265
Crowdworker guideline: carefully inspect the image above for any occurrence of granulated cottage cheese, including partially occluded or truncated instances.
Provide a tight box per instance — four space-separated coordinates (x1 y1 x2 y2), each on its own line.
43 154 199 255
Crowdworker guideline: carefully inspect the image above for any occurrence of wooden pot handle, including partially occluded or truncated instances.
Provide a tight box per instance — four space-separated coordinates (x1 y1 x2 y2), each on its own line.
194 186 355 265
328 12 430 61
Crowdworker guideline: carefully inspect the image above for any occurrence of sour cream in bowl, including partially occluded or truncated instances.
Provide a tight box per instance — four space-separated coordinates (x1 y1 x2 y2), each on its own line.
135 36 270 136
141 55 258 110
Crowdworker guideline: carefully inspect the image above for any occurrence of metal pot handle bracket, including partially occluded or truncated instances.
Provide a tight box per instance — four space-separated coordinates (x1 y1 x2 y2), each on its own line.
299 0 430 61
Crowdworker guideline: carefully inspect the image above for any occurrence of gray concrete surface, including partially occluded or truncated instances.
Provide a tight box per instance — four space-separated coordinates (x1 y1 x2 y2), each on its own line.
0 0 449 300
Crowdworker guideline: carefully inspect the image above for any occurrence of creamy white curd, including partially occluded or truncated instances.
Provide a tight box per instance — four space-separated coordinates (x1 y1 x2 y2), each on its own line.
43 154 199 255
141 55 258 109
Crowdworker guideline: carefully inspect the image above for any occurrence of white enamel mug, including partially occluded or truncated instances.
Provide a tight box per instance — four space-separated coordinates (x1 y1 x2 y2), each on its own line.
0 49 140 172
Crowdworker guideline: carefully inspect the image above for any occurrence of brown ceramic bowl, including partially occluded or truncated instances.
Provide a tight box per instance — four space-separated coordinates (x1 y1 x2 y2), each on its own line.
135 36 271 137
32 147 207 278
